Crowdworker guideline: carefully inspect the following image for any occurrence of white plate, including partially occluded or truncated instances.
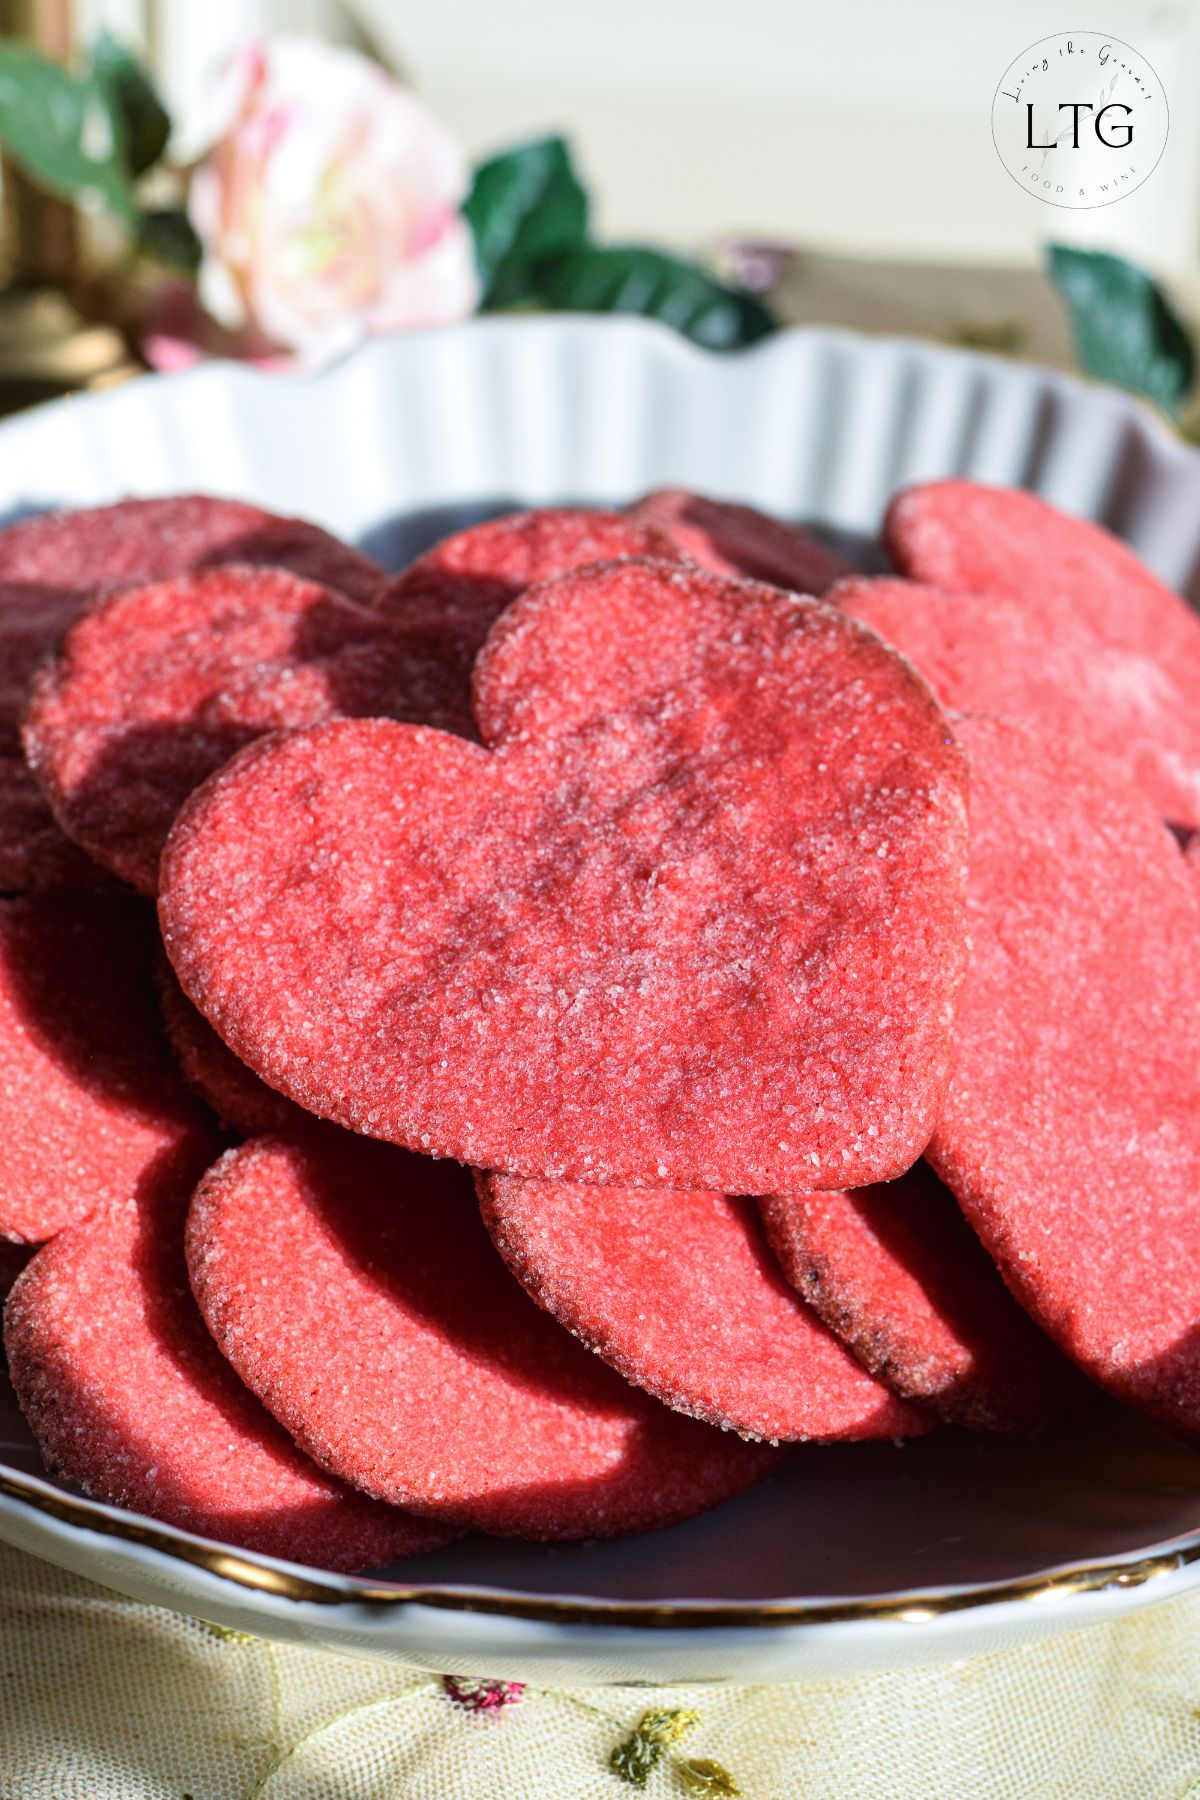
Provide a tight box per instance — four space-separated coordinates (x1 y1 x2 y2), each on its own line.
2 315 1199 1685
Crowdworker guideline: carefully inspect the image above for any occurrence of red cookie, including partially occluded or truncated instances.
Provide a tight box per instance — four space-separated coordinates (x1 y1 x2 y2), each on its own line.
24 565 405 892
4 1135 444 1570
0 495 383 605
372 507 680 732
0 892 208 1243
628 489 851 595
0 745 103 893
761 1163 1085 1431
26 511 677 894
161 561 969 1193
835 572 1200 834
378 505 676 622
881 481 1200 829
186 1134 776 1539
0 496 383 891
478 1172 926 1441
1 591 115 892
0 593 79 737
157 956 309 1138
926 715 1200 1434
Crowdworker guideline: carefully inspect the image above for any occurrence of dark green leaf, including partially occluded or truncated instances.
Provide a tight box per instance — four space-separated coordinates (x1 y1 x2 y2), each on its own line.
0 45 134 220
610 1729 664 1789
136 207 201 274
675 1758 743 1796
463 135 589 307
91 29 170 177
526 245 777 350
1047 244 1195 418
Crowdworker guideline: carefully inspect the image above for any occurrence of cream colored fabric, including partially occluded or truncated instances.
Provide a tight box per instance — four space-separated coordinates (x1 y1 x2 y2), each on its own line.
3 1537 1200 1799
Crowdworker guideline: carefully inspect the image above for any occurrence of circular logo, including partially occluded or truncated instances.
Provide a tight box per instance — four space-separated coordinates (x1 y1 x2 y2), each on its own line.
992 32 1168 208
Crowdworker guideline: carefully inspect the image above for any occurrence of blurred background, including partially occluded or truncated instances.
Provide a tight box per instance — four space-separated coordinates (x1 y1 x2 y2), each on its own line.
1 0 1197 403
127 0 1196 272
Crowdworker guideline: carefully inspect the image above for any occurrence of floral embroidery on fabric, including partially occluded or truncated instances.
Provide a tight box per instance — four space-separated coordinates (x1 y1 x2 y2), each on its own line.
672 1758 744 1796
611 1708 702 1787
200 1627 742 1799
441 1675 527 1711
554 1693 743 1793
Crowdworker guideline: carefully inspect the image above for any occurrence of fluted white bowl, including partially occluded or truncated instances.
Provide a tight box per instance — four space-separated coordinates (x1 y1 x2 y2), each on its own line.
1 315 1199 1684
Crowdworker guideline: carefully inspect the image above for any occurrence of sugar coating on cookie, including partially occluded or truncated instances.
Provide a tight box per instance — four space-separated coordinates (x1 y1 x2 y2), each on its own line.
881 481 1200 828
0 495 383 606
186 1134 777 1539
4 1136 443 1570
24 564 402 892
761 1162 1086 1431
0 892 207 1243
628 489 851 595
157 955 310 1138
26 511 675 894
372 507 681 735
926 715 1200 1432
0 590 112 892
478 1172 927 1441
0 496 382 891
161 561 969 1193
378 505 676 623
836 571 1200 834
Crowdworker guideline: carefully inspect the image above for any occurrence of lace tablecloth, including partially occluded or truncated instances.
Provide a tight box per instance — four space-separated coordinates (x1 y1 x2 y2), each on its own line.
3 1536 1200 1798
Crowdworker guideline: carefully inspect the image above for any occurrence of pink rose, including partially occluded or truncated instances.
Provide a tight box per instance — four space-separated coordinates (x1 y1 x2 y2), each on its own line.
188 37 479 364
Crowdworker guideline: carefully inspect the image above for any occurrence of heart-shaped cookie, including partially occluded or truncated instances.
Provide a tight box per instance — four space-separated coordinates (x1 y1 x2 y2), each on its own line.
0 495 384 604
25 565 400 893
882 481 1200 830
835 570 1200 834
160 560 969 1193
0 496 384 891
25 508 672 894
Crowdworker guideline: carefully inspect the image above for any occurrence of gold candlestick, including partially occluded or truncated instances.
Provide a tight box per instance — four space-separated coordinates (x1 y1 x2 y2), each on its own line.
0 0 136 413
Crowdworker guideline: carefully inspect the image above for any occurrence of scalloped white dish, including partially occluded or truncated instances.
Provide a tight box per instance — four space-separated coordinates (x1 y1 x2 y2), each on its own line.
2 315 1200 1685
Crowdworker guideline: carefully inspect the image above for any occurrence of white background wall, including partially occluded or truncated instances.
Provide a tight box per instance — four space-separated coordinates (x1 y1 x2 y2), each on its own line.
76 0 1200 283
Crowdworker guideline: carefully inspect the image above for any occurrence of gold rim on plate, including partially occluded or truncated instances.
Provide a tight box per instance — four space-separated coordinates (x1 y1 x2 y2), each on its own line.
0 1464 1193 1630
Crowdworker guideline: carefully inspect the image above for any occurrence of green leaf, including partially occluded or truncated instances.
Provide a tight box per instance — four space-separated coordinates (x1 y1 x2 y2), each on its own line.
675 1758 743 1797
1047 244 1195 419
90 29 170 177
0 45 134 220
610 1730 665 1789
463 135 590 308
527 246 777 350
610 1709 702 1789
136 207 202 274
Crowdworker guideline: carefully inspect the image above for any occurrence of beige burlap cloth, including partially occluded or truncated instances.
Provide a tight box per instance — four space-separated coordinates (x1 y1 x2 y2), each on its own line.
3 1536 1200 1798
